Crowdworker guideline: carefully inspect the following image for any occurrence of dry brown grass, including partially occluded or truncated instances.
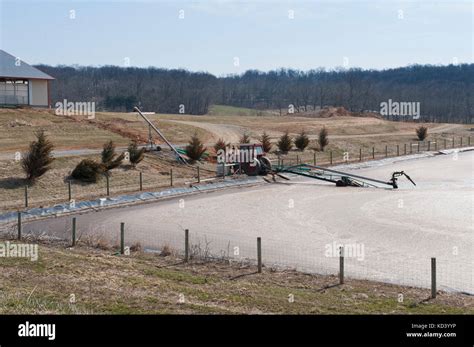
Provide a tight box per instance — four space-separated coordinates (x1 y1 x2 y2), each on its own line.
0 240 472 314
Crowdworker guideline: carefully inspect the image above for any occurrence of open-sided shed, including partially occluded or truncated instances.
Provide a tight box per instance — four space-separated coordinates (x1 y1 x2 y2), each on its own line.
0 50 54 107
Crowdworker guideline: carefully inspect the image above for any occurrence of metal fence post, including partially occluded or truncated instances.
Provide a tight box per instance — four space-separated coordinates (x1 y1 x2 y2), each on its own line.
410 142 413 154
296 154 299 165
257 237 262 273
24 185 28 208
385 145 388 157
139 171 143 191
404 143 407 155
72 217 76 247
120 222 125 255
417 142 420 153
330 151 333 165
431 258 436 299
184 229 189 262
372 147 375 159
452 137 455 148
396 144 399 156
427 141 431 151
197 167 200 183
170 169 173 186
68 180 72 201
313 152 316 165
460 137 463 147
468 136 471 146
339 246 344 285
17 211 22 240
222 163 225 180
106 175 110 196
444 139 447 149
435 140 438 151
359 148 362 161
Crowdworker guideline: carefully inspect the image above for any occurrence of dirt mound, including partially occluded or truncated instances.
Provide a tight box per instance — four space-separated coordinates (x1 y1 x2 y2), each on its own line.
292 106 382 119
317 107 382 119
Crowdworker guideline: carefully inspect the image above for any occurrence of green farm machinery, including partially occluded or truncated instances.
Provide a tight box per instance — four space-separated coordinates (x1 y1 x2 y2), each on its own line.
266 163 416 189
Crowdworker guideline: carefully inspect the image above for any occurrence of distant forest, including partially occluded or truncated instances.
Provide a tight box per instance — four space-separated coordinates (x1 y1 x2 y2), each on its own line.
37 64 474 124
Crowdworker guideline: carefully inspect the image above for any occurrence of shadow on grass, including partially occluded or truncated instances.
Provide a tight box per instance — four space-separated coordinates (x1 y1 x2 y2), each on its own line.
0 177 26 190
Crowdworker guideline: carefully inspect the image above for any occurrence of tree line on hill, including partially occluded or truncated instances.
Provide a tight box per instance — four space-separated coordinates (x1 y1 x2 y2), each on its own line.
37 64 473 123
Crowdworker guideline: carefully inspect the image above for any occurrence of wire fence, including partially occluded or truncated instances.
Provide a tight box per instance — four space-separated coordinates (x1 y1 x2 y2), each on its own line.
1 136 471 213
4 216 472 296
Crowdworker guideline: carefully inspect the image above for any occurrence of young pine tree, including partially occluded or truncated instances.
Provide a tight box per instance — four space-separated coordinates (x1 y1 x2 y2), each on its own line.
318 127 329 151
21 130 55 183
259 131 272 153
127 140 146 168
101 140 125 173
416 126 428 141
186 133 207 162
277 131 293 153
294 130 310 151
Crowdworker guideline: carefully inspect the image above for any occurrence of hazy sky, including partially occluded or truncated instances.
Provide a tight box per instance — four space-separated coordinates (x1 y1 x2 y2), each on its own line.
0 0 472 75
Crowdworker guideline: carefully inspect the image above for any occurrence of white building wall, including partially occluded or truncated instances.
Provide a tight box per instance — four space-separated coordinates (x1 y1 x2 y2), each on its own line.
29 79 49 106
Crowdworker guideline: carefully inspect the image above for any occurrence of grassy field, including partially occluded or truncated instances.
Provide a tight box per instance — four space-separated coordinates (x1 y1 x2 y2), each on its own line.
0 240 472 314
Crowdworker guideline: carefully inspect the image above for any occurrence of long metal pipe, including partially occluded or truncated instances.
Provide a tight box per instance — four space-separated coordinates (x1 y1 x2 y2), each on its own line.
282 163 393 187
133 106 186 163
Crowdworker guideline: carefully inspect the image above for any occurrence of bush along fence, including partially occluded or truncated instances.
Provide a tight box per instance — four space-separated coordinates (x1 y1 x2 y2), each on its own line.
3 136 473 212
11 215 472 296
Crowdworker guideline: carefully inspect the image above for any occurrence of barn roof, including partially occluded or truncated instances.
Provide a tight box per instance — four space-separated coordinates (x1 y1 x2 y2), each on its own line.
0 50 54 80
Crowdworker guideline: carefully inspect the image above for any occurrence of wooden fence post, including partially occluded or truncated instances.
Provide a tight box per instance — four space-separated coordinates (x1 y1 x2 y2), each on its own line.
257 237 262 273
72 217 76 247
120 222 125 255
184 229 189 262
24 185 28 208
339 246 344 285
431 258 436 299
17 211 22 240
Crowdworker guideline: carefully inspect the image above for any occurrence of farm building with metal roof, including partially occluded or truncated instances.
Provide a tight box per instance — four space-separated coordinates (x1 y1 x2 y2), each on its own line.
0 50 54 107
